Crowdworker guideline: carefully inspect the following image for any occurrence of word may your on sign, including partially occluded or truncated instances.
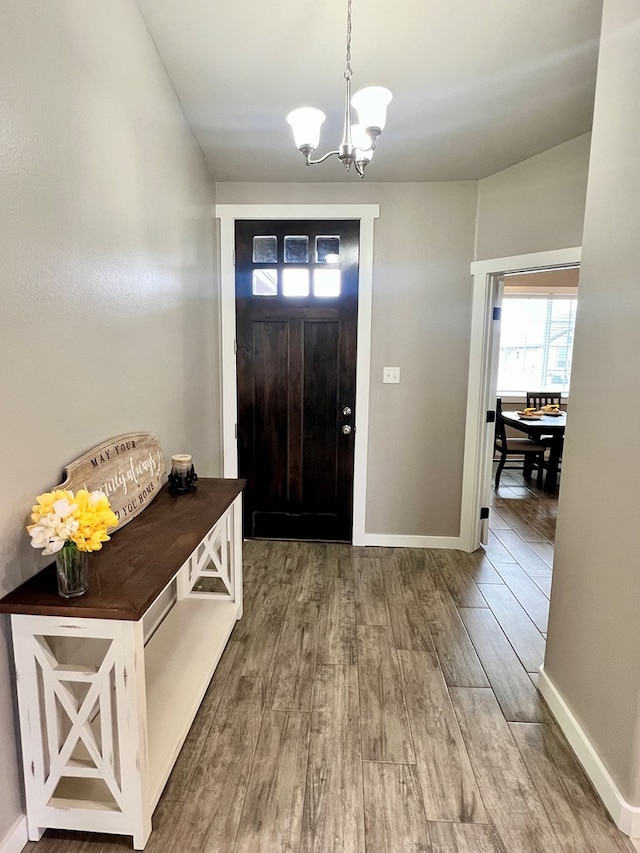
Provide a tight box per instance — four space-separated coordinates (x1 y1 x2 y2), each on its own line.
57 432 166 528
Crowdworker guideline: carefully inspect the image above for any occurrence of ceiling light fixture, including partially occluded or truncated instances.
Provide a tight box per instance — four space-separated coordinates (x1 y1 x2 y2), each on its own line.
286 0 392 178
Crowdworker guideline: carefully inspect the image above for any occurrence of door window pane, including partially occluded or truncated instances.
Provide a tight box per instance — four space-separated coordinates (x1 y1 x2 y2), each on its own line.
252 269 277 296
282 268 310 297
253 236 277 263
316 236 340 263
284 236 309 263
314 269 341 298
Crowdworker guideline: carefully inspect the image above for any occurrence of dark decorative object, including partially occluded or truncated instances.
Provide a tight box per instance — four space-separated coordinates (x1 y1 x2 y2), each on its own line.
56 543 89 598
168 454 198 494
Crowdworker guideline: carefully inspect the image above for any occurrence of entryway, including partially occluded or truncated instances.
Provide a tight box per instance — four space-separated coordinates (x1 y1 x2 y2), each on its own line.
235 218 359 541
216 203 380 546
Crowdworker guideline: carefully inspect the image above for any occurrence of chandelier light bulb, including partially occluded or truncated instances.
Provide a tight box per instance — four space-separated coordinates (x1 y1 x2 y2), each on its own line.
351 86 393 136
286 107 326 153
351 124 374 163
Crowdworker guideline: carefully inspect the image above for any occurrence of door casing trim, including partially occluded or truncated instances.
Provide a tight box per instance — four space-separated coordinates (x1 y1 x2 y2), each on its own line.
216 203 380 545
459 246 582 552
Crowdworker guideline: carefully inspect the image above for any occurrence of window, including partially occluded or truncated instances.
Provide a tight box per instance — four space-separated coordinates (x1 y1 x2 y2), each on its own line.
282 268 310 297
284 236 309 263
497 294 577 395
251 269 277 295
252 236 277 263
314 269 341 298
249 233 342 298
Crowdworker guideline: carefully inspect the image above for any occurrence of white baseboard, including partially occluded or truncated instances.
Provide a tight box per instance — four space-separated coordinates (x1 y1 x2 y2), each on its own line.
539 665 640 838
0 816 27 853
353 533 464 549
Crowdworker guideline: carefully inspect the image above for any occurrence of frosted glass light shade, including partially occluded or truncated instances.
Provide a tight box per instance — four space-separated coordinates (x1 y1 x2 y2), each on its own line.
286 107 326 151
351 86 392 131
352 124 374 162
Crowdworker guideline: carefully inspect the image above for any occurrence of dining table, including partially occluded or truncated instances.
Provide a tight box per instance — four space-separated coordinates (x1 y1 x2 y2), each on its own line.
501 410 567 492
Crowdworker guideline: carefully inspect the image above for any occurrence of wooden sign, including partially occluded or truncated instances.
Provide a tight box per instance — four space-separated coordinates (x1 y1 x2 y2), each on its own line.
56 432 166 529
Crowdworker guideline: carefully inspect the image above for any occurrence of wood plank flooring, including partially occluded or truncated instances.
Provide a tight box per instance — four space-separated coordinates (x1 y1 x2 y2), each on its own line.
25 471 636 852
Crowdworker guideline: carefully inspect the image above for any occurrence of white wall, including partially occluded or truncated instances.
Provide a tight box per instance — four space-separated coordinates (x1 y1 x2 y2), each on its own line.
216 182 478 538
544 0 640 810
476 134 591 259
0 1 219 842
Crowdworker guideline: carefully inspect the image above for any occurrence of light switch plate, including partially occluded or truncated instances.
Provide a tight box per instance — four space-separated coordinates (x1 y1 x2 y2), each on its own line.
383 367 400 384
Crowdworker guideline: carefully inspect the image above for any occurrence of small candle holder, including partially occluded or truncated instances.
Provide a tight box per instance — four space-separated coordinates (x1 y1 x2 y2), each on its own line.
168 454 198 494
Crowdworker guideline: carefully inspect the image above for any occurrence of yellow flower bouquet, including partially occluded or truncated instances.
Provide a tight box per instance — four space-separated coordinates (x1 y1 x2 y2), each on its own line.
27 489 118 555
27 489 118 597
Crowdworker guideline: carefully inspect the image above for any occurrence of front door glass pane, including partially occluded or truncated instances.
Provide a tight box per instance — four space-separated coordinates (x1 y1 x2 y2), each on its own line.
314 269 341 298
284 236 309 263
282 268 310 297
252 269 278 296
316 236 340 263
253 236 277 263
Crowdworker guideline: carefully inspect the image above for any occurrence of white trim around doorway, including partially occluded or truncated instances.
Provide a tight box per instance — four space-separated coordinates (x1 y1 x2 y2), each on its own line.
459 246 582 552
215 203 380 546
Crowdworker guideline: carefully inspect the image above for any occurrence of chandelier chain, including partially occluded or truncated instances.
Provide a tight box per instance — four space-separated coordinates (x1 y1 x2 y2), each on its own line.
344 0 353 80
286 0 390 178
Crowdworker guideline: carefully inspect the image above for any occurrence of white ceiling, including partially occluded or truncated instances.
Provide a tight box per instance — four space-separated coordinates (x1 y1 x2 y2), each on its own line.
136 0 603 183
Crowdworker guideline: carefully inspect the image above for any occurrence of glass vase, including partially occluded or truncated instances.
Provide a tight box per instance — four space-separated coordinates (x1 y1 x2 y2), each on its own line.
55 543 89 598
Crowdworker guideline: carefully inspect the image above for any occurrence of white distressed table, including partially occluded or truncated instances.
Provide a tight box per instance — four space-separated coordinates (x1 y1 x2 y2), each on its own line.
0 478 245 850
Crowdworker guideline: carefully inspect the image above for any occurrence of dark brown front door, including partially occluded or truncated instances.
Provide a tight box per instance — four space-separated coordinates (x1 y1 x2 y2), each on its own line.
235 219 359 541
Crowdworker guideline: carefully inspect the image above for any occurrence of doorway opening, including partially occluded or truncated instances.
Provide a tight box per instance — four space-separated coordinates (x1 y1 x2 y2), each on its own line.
216 203 380 545
459 247 581 552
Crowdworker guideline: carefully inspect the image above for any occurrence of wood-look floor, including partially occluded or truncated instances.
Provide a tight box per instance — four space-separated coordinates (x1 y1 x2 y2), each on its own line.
25 471 637 853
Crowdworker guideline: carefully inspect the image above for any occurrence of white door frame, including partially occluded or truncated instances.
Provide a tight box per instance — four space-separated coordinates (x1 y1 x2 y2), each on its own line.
215 203 380 546
459 246 582 552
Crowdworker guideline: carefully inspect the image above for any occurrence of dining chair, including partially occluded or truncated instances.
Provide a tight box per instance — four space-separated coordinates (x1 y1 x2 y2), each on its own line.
526 391 562 409
494 398 546 489
525 391 564 458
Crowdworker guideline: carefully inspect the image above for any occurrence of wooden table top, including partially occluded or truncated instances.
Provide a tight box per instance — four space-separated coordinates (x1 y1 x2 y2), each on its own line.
502 410 567 433
0 478 245 621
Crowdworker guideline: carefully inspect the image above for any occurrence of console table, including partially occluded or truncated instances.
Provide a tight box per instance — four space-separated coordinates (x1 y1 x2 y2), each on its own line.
0 478 245 850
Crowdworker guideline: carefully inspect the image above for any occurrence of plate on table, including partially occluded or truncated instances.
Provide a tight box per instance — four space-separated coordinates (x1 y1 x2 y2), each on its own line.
517 411 544 420
541 409 563 417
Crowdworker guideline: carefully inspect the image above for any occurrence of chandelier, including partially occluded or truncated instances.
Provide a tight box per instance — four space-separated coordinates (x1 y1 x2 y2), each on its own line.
286 0 392 178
